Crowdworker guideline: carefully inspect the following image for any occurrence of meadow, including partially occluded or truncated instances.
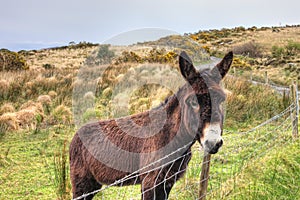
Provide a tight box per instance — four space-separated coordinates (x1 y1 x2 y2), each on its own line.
0 25 299 199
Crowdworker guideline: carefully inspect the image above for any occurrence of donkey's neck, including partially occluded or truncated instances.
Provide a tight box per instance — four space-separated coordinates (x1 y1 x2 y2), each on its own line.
145 85 195 146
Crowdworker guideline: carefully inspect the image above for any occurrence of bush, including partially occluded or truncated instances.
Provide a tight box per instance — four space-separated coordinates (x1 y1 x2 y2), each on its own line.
271 46 285 59
0 49 28 71
42 63 55 70
115 51 143 64
115 48 178 64
233 42 263 58
231 57 251 70
96 44 115 64
272 41 300 59
285 41 300 56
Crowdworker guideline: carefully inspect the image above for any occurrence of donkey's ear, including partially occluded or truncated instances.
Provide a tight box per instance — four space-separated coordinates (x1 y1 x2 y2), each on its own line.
179 51 197 81
213 51 233 79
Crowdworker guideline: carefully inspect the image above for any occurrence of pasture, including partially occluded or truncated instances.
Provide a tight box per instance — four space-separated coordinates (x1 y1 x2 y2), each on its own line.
0 25 299 199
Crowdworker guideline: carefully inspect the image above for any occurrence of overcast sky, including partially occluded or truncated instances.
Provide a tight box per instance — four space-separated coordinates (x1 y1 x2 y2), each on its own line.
0 0 299 51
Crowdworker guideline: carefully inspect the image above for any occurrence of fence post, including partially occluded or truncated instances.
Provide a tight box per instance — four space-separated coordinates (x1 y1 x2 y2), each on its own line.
199 153 211 200
291 82 299 138
264 71 268 85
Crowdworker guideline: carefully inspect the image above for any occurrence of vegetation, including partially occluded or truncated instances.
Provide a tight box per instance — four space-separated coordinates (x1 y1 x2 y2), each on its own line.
232 42 263 58
272 40 300 59
114 48 178 64
0 25 299 199
0 49 28 71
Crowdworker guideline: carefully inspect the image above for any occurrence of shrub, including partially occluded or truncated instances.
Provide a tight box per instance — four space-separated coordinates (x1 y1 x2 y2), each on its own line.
231 57 251 70
115 51 143 64
115 48 177 65
272 46 285 59
233 42 263 58
271 41 300 59
42 63 55 70
96 44 115 64
285 41 300 56
0 49 28 71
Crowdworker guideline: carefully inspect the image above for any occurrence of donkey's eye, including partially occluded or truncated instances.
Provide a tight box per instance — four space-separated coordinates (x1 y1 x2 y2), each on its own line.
187 97 199 109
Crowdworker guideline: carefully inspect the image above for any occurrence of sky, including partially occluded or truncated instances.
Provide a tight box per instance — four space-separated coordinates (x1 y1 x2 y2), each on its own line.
0 0 299 51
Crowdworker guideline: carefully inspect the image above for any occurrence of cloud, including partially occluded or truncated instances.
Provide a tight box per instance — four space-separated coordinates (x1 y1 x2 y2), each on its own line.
0 0 299 51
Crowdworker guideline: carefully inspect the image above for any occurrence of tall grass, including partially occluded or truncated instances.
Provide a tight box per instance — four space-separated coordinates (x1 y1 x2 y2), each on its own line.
224 76 287 129
53 139 71 200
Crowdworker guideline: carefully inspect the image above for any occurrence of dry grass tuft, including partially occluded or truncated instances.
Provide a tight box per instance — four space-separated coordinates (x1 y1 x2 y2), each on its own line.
48 91 58 99
0 103 15 115
19 101 44 116
16 109 41 130
49 105 73 125
16 101 45 130
0 79 10 95
37 95 52 105
0 112 19 132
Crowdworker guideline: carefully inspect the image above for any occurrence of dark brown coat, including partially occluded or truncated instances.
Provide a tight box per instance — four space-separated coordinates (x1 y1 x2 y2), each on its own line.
70 51 233 200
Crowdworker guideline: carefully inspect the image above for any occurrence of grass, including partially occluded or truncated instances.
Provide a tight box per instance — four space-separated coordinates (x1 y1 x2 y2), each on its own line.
0 102 299 199
2 112 297 199
0 126 74 199
0 25 299 199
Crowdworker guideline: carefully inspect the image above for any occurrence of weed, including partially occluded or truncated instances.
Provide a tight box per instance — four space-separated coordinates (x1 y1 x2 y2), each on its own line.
53 139 71 200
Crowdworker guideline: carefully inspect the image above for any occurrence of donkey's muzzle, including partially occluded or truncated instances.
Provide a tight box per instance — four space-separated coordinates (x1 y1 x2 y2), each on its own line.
205 139 223 154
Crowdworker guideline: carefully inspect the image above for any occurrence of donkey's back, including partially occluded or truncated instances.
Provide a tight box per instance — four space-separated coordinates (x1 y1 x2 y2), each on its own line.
69 118 192 200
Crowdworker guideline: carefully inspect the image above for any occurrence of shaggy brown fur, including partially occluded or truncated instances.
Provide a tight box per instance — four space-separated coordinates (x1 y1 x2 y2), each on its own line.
70 51 233 200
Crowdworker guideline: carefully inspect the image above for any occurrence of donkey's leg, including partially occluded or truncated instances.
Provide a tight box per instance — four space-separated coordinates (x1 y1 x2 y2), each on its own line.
71 174 102 200
141 180 174 200
155 182 174 200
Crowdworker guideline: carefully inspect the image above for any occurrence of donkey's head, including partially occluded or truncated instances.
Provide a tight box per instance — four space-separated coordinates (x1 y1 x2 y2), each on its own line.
178 51 233 154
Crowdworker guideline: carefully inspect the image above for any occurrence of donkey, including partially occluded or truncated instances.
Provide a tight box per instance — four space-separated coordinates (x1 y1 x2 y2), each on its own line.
70 51 233 200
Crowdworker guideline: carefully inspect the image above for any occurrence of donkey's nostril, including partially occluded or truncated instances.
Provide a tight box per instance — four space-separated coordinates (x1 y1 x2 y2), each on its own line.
206 139 223 154
216 139 223 148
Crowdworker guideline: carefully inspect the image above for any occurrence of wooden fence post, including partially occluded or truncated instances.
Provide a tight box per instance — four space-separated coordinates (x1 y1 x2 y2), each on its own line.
264 71 268 85
291 82 299 138
199 153 211 200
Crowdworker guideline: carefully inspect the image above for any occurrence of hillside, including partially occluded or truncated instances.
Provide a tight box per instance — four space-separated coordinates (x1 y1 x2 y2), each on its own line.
13 25 299 86
0 25 299 200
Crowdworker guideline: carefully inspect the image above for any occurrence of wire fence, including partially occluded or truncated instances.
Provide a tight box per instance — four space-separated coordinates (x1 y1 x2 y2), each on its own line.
1 77 298 200
71 83 299 200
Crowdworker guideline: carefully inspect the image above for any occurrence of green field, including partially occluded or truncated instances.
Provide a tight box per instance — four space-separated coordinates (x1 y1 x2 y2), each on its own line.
0 25 299 199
